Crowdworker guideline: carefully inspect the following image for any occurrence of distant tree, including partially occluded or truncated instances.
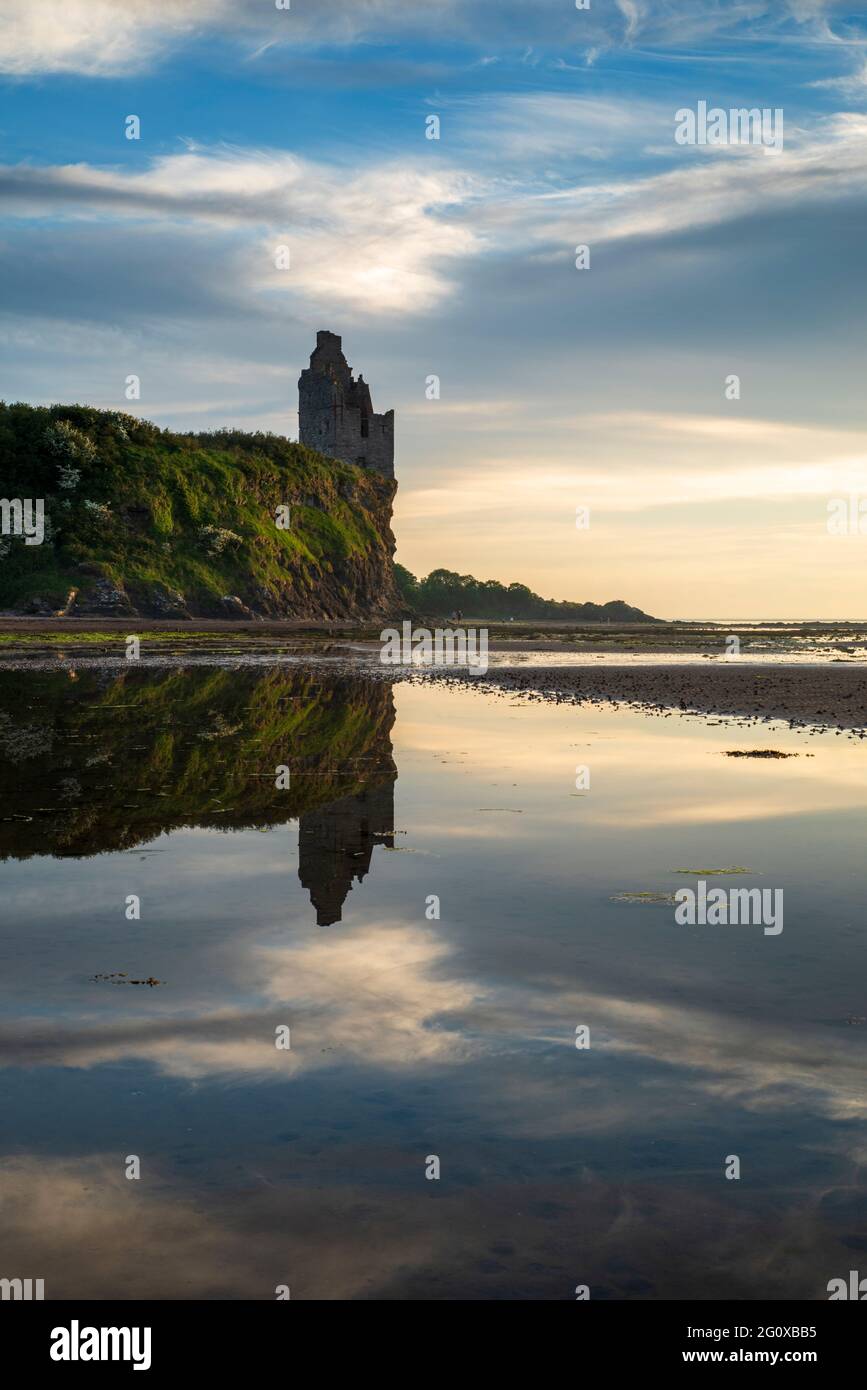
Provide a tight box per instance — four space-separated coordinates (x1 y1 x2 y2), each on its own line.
396 564 658 623
394 562 419 604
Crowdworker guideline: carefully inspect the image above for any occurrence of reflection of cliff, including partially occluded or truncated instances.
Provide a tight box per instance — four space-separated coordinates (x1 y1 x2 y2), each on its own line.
299 779 395 925
0 666 397 924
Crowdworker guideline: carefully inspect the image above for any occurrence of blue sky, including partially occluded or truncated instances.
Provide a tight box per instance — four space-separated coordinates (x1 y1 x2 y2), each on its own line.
1 0 867 617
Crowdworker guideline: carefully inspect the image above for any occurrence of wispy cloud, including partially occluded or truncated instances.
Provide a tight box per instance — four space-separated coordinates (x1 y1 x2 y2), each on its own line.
0 0 860 78
4 108 866 322
0 147 482 316
477 112 867 248
617 0 644 44
0 0 222 77
3 2 866 615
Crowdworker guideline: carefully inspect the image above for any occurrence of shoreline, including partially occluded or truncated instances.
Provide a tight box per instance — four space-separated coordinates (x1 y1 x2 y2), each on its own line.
422 661 867 735
0 618 865 734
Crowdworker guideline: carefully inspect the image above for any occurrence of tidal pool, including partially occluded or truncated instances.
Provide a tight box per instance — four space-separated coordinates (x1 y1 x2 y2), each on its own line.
1 665 866 1299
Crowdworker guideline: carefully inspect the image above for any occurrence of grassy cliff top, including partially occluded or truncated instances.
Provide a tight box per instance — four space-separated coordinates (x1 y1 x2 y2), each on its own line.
0 402 397 618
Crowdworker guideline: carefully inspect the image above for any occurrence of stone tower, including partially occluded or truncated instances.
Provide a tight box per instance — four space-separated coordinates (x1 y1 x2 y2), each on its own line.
298 331 394 479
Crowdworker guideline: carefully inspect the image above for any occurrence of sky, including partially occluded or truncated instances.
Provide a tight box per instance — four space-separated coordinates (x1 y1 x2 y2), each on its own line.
1 0 866 619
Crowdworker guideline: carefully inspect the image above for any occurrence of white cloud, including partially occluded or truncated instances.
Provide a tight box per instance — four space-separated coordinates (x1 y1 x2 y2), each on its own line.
616 0 644 43
812 58 867 93
0 920 481 1079
453 92 667 163
5 104 867 323
0 0 223 77
0 146 482 317
0 0 858 78
480 112 867 250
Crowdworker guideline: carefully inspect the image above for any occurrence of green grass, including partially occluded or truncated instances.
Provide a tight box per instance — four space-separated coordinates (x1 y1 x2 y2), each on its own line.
0 630 226 645
0 403 396 616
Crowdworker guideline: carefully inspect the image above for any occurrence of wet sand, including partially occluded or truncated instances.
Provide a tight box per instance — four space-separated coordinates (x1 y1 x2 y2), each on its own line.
428 662 867 734
1 617 865 733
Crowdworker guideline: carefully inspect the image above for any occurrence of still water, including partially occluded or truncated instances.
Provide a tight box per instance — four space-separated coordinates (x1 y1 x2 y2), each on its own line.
1 665 866 1299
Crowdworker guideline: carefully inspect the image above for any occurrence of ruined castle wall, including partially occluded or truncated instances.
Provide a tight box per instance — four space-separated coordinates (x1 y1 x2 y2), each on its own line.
331 405 394 478
298 372 337 454
298 332 394 479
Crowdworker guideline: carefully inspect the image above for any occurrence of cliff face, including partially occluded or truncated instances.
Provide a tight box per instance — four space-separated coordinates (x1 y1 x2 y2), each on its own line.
0 402 400 620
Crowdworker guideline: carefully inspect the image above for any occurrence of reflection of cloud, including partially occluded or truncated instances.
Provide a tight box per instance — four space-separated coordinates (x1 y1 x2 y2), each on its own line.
4 900 866 1135
396 685 867 830
609 791 867 828
0 922 481 1079
0 1148 851 1299
467 983 867 1129
0 1154 445 1299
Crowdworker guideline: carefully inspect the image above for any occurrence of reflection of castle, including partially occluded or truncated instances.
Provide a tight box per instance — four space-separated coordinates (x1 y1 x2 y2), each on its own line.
298 778 396 926
0 666 399 927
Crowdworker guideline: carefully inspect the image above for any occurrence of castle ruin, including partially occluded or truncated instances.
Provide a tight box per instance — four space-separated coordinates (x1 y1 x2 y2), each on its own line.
298 331 394 479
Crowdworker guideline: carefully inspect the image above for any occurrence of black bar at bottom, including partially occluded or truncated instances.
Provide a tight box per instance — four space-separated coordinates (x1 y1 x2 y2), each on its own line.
3 1299 861 1374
